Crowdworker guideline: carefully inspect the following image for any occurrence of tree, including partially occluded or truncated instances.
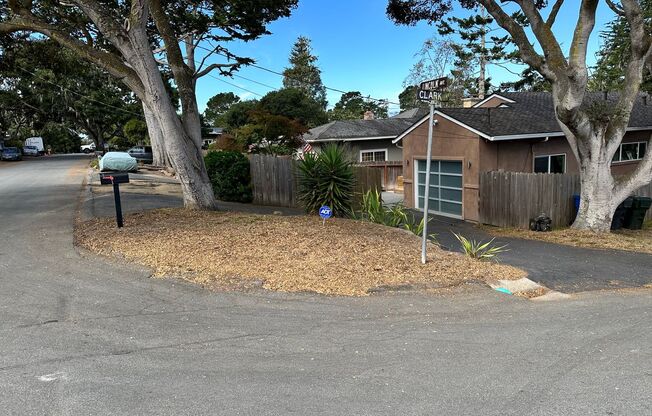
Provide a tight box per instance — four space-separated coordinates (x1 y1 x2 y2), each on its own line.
236 111 307 155
387 0 652 232
204 92 240 127
328 91 389 120
123 119 149 145
258 88 328 128
437 9 513 99
0 38 139 148
1 0 297 209
590 0 652 93
399 86 427 112
282 36 328 108
222 100 259 132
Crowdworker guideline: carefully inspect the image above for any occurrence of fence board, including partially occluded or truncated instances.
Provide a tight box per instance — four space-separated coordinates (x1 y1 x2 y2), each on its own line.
479 171 651 228
248 154 382 209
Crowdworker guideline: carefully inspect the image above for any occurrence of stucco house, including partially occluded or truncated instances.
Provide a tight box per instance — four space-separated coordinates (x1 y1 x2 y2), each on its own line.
303 109 427 163
395 91 651 221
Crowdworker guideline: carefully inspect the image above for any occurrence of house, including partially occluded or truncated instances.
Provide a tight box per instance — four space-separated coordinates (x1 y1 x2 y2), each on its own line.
202 126 223 149
395 91 651 221
303 109 427 163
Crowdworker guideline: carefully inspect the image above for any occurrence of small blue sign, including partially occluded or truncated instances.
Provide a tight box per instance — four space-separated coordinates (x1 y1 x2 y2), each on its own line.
319 205 332 219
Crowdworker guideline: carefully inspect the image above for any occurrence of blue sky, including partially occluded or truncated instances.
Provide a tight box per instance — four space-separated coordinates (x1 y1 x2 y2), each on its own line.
195 1 616 115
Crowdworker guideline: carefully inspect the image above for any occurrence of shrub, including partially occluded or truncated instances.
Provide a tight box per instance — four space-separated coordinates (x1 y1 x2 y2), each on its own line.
403 216 438 243
204 150 253 203
453 233 508 261
359 189 407 227
297 143 355 217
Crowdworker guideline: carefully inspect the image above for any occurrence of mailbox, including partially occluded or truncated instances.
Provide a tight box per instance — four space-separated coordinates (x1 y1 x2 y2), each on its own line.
100 172 130 185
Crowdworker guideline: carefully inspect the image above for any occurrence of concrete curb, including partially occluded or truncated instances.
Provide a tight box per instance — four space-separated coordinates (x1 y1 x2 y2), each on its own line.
488 277 571 301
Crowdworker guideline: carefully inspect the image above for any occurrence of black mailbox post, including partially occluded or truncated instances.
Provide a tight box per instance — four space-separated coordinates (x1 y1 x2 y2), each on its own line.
99 172 129 228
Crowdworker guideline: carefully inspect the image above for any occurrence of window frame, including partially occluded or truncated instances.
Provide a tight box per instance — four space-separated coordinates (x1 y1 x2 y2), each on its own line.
533 153 567 174
359 148 388 163
612 141 647 164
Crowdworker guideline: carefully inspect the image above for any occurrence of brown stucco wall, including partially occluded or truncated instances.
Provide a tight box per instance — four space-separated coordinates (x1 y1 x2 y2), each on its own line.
401 116 481 221
402 115 649 222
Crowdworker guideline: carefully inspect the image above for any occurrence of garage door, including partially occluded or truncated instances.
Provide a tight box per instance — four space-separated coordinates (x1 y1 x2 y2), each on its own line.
415 160 463 218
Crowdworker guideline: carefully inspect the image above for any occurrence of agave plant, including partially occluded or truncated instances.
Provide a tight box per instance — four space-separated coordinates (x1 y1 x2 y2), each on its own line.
297 143 355 217
453 233 508 261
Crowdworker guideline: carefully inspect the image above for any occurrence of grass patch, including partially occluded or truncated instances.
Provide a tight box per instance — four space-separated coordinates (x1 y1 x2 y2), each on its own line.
484 225 652 255
75 208 526 296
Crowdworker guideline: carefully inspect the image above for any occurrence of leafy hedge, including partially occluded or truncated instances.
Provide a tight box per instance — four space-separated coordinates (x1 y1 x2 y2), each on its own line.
204 150 253 203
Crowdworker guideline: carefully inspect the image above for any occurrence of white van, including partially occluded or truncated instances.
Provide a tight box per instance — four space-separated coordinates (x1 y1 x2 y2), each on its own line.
24 137 45 154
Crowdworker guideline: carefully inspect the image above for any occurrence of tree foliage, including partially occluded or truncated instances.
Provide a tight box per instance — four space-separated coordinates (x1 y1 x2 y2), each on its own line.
328 91 389 120
590 0 652 93
282 36 328 108
204 92 241 127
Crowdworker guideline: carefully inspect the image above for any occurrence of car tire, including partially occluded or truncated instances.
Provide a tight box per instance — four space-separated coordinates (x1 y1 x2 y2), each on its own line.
83 149 91 154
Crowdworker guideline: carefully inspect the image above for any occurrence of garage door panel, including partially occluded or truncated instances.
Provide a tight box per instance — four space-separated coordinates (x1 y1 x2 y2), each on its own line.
416 159 463 219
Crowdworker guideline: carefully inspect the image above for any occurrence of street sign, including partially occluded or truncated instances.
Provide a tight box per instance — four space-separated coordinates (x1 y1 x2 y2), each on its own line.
417 77 448 102
420 77 448 91
319 206 332 219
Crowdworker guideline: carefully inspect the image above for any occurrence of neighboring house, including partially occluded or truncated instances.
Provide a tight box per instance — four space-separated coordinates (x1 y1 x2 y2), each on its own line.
202 127 224 148
395 91 652 221
303 109 427 163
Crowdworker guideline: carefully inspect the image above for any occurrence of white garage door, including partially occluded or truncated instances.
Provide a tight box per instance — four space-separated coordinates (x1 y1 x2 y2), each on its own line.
415 160 463 218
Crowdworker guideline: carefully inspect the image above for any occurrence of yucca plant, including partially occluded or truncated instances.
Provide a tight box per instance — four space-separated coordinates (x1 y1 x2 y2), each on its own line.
403 217 438 243
297 143 355 217
453 233 508 261
359 189 407 227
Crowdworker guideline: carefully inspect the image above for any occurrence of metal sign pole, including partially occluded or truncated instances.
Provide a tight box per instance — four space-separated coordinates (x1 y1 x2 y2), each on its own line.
421 101 435 264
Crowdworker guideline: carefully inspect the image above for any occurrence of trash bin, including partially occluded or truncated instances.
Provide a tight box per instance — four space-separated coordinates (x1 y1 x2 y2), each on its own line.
572 194 581 222
611 196 634 230
624 196 652 230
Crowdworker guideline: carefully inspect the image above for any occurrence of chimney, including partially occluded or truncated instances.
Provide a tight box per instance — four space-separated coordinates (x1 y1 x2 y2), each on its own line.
363 110 375 120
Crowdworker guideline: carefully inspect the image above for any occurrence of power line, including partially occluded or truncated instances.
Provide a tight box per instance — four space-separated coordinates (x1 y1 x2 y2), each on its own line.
193 43 401 107
16 66 144 118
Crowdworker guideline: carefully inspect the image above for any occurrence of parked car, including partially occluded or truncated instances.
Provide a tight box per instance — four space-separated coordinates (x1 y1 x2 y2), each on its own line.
81 143 96 154
23 145 40 156
127 146 153 164
1 147 22 161
99 152 138 172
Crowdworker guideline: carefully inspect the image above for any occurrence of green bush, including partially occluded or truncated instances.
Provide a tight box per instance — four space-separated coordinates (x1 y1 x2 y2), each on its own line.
204 150 253 203
453 233 508 261
359 189 407 227
297 143 355 217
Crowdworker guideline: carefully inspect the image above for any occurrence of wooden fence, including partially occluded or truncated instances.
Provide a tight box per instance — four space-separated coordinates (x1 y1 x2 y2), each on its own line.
359 161 403 191
479 171 652 228
248 154 382 209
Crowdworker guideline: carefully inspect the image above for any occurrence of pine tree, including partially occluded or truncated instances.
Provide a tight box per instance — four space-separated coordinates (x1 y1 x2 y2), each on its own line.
590 0 652 93
282 36 328 108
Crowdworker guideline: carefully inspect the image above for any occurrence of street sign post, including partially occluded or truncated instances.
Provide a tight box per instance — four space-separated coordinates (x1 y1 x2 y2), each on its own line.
99 172 129 228
416 77 448 264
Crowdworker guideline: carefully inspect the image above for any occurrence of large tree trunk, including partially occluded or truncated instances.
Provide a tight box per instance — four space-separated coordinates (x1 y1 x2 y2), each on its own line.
142 103 169 167
573 158 618 232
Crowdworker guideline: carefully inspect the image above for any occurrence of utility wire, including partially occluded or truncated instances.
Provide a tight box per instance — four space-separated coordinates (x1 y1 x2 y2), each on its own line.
16 66 144 118
193 42 400 107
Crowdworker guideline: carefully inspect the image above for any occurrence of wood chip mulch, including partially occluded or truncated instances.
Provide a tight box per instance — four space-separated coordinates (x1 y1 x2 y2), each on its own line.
75 208 526 296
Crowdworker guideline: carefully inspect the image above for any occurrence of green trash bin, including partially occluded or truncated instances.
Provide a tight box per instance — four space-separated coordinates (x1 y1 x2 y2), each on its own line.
624 196 652 230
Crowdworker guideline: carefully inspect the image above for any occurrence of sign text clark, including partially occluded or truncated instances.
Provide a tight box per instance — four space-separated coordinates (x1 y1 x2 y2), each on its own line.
417 77 448 102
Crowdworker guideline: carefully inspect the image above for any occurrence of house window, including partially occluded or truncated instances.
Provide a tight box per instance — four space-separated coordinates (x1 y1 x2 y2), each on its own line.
612 141 647 163
360 149 387 162
534 154 566 173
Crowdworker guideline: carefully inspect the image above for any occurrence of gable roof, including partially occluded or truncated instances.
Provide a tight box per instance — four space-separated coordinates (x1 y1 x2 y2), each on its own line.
304 109 427 142
394 91 652 143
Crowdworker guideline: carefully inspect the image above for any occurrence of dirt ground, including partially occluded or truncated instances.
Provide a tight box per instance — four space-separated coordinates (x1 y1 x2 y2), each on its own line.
486 222 652 255
75 209 526 296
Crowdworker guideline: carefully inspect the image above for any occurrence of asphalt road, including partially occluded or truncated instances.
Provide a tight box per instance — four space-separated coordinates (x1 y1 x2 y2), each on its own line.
1 155 651 415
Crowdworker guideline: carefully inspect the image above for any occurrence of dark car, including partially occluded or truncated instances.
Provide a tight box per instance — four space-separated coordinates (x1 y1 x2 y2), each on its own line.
127 146 153 164
1 147 22 161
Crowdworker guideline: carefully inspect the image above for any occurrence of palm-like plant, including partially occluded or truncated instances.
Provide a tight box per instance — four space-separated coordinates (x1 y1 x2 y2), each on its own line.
297 143 355 217
453 233 508 261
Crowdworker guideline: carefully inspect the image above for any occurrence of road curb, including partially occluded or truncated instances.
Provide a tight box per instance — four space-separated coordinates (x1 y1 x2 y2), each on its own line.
488 277 571 301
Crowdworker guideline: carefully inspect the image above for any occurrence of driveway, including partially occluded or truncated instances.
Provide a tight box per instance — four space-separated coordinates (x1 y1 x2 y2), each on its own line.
422 213 652 293
1 155 651 415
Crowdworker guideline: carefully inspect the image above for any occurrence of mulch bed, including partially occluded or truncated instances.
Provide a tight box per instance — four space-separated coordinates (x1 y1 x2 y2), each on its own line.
75 208 526 296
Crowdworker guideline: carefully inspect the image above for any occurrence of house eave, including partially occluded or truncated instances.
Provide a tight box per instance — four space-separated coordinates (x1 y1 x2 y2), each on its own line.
306 135 396 143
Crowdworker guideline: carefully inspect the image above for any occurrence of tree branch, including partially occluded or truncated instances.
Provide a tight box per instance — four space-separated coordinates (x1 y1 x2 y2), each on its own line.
568 0 598 71
546 0 565 27
194 62 240 79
